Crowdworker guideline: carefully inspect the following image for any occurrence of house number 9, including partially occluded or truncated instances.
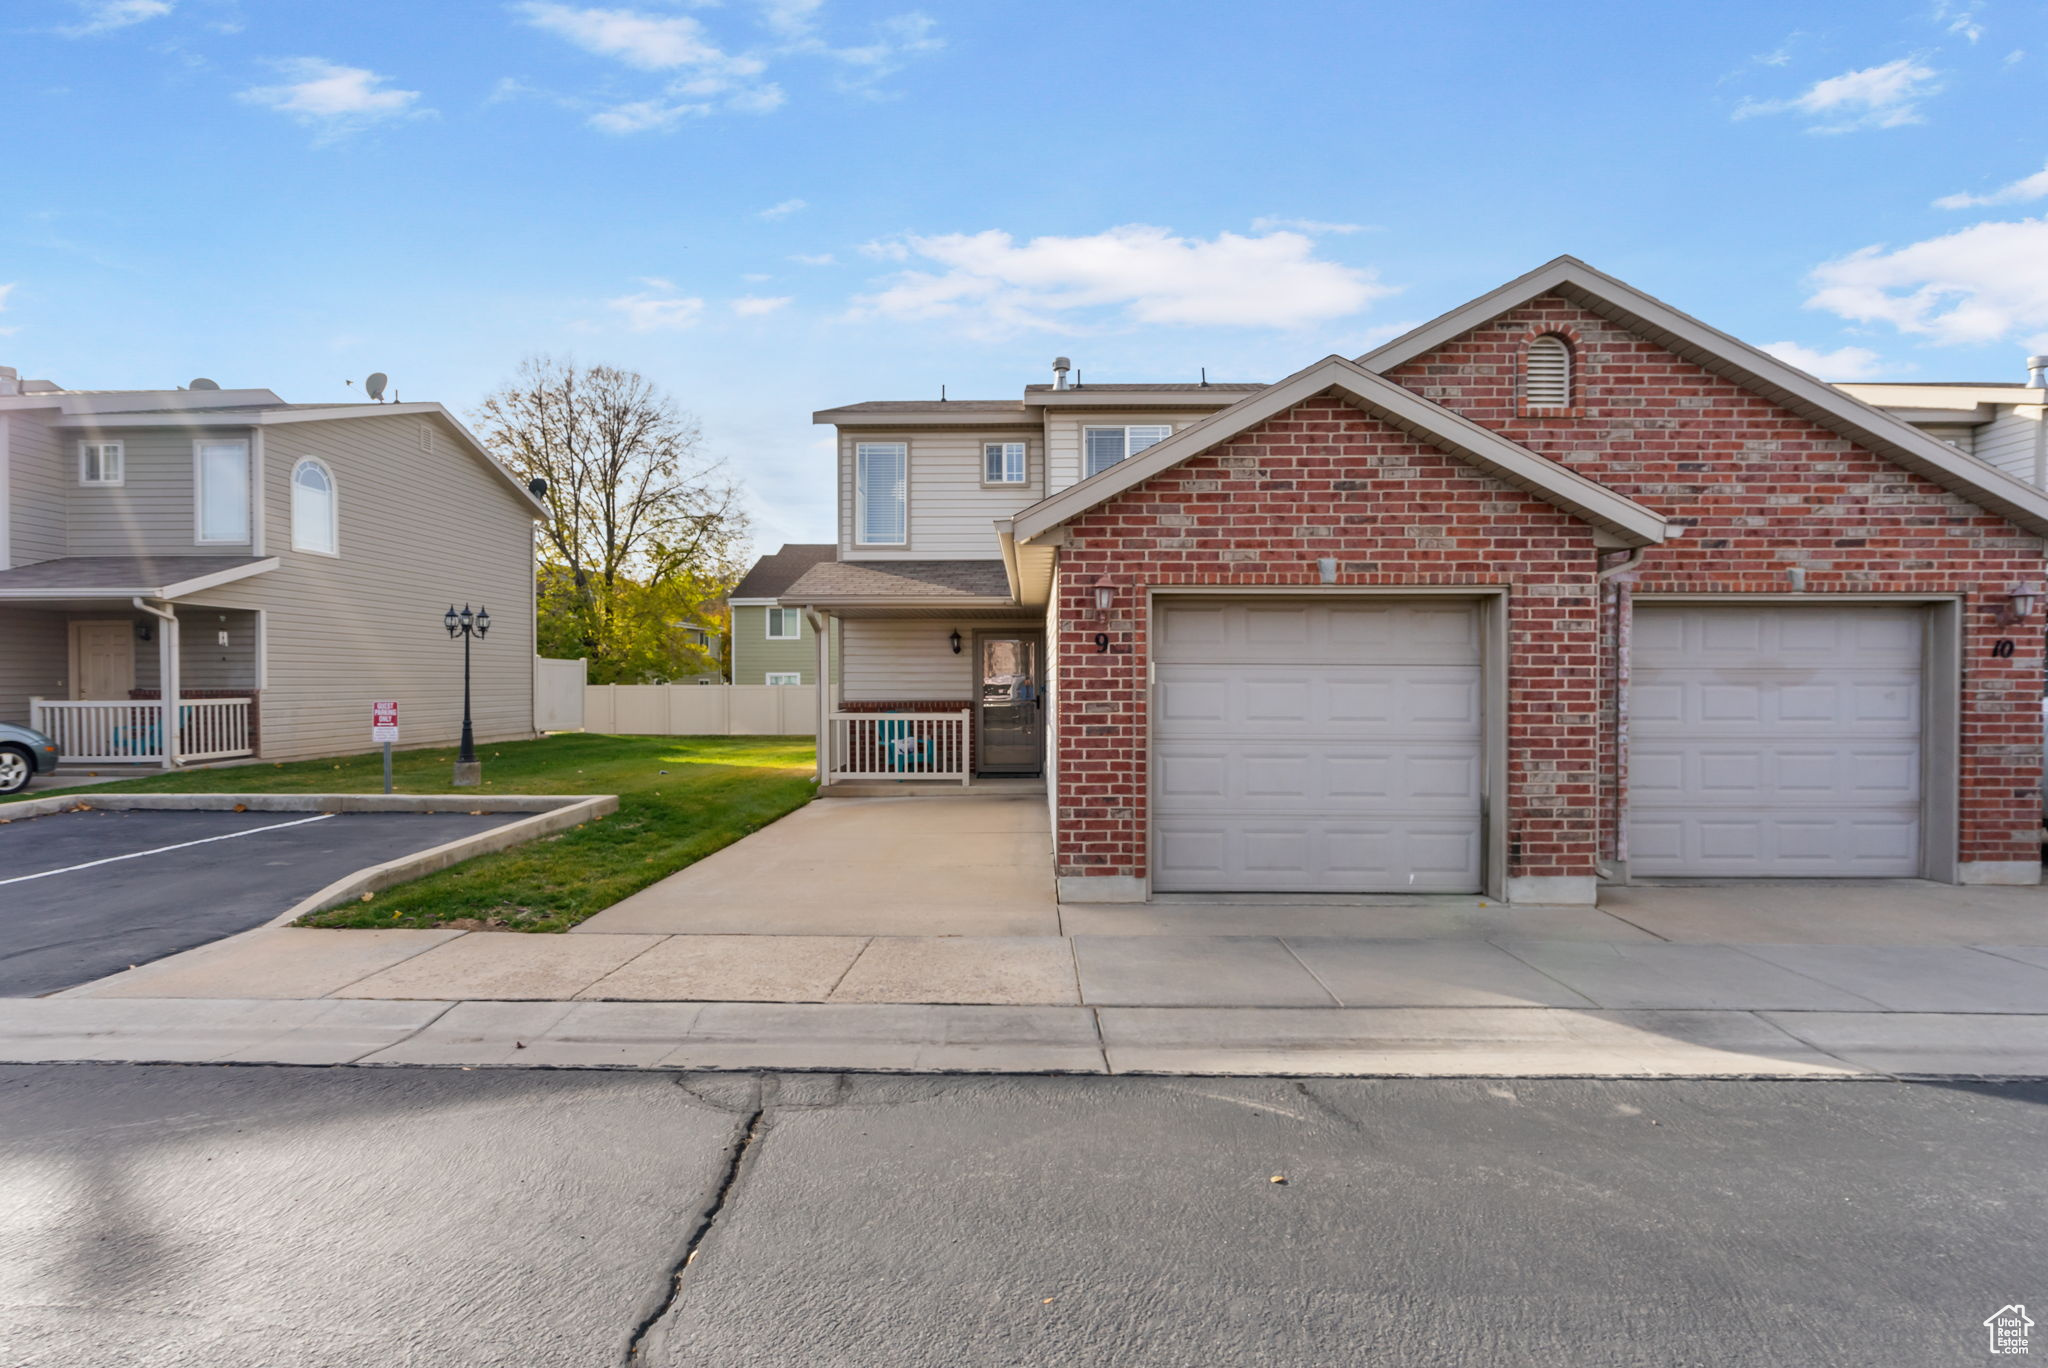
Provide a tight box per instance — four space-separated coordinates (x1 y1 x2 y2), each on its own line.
1992 639 2016 658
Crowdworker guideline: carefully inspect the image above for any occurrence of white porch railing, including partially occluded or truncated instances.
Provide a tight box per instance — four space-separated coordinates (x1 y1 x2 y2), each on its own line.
827 711 971 784
31 697 254 765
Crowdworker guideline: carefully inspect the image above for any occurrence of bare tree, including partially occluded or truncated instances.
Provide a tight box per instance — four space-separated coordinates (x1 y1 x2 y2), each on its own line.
472 356 749 675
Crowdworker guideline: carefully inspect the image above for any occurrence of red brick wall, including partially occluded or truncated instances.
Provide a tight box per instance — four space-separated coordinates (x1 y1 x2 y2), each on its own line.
1385 296 2046 869
1053 395 1605 885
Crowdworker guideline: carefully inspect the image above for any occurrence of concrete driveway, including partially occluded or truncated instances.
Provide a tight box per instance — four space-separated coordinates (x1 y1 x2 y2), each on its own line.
577 795 1059 937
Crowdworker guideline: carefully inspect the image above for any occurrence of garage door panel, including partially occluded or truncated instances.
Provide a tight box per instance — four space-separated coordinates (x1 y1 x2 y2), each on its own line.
1154 599 1484 893
1629 604 1923 877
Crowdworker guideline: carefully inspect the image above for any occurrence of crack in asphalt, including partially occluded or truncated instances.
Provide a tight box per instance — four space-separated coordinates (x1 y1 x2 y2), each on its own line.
624 1082 770 1366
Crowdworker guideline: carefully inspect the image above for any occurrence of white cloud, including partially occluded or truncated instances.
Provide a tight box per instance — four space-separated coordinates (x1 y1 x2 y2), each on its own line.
1805 217 2048 348
1934 1 1984 43
0 281 16 336
239 59 425 138
732 295 792 316
608 289 707 330
589 99 707 133
1735 57 1941 132
58 0 172 37
517 4 748 72
1935 161 2048 209
1249 216 1370 235
1758 340 1890 379
759 3 943 94
759 198 808 219
791 252 836 266
851 224 1394 333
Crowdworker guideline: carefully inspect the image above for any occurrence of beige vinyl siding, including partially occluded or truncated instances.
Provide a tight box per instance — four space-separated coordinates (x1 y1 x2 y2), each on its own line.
188 413 536 761
129 606 259 692
0 608 69 719
1916 424 1976 456
1975 405 2046 484
6 411 67 566
65 424 255 556
836 428 1043 560
840 619 980 701
731 603 819 684
1044 411 1210 492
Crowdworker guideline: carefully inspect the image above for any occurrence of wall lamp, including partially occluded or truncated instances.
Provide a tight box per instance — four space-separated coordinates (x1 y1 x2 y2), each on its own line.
1094 584 1114 614
2001 582 2043 625
949 630 962 654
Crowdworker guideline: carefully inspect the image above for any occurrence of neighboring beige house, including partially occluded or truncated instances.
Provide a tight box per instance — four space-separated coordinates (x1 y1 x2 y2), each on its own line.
790 257 2048 904
728 543 835 684
0 367 543 766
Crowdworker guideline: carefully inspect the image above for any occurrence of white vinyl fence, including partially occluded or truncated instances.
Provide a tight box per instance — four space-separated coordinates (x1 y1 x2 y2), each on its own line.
581 682 817 736
535 657 588 732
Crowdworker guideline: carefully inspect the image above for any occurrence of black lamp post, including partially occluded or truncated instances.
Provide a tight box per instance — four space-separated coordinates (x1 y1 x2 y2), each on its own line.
444 603 490 784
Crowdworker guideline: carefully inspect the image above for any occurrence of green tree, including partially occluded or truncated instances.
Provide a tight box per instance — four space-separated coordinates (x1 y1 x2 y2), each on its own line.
474 357 748 682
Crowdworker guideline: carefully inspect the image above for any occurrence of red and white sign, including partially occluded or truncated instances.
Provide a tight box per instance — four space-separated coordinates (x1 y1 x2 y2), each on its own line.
371 701 400 744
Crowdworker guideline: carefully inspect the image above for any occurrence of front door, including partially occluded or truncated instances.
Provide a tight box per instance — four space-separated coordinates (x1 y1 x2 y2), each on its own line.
975 632 1044 775
75 621 136 700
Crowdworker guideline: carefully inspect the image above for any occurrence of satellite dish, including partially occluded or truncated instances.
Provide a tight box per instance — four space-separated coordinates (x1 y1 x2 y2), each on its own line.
365 372 388 402
189 377 220 391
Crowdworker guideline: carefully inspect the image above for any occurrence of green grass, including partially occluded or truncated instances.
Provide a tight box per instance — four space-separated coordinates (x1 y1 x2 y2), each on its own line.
10 734 816 933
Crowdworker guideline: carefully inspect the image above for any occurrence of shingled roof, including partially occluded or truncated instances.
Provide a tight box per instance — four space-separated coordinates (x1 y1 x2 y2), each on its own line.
731 543 838 599
781 559 1012 601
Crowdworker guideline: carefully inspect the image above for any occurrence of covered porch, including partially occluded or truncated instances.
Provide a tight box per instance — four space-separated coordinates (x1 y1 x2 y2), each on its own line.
779 558 1049 790
0 556 273 767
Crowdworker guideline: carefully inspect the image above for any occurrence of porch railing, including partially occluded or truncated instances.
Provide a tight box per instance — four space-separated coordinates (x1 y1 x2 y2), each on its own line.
31 697 255 765
827 711 971 785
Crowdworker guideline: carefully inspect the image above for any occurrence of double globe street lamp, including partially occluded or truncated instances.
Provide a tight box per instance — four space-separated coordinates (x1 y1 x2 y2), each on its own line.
444 603 490 786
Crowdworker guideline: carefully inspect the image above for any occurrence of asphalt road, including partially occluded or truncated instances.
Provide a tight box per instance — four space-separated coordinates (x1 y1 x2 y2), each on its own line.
0 808 520 996
2 1067 2043 1367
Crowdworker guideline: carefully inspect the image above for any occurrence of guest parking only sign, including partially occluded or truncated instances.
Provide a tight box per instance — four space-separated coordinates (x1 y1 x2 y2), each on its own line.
371 702 399 744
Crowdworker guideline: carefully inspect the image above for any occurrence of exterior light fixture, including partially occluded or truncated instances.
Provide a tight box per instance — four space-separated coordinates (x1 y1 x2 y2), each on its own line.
134 620 153 644
1094 585 1114 613
949 630 962 654
2002 582 2043 624
1317 556 1337 585
443 602 490 785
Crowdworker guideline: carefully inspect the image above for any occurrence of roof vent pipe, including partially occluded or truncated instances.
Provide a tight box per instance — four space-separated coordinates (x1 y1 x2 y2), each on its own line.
1052 356 1071 391
2029 354 2048 388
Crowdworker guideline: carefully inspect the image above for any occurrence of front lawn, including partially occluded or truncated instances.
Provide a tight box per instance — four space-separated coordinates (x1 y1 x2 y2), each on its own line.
10 734 816 933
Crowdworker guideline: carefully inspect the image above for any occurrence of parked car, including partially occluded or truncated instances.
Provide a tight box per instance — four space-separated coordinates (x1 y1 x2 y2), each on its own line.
0 722 61 795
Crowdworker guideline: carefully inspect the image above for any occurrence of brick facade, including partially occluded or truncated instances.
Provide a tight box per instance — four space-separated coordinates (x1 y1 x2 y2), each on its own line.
1049 295 2046 888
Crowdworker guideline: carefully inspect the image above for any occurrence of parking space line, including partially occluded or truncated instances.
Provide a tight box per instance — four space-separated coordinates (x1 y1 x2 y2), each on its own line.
0 813 339 887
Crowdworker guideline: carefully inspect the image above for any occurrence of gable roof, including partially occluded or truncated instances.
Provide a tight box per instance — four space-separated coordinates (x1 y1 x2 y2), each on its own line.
0 554 277 601
781 558 1012 603
1359 254 2048 539
1008 353 1670 548
730 543 838 600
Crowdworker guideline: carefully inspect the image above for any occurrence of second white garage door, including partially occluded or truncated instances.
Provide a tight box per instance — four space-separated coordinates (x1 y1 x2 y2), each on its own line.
1628 603 1925 877
1153 599 1484 893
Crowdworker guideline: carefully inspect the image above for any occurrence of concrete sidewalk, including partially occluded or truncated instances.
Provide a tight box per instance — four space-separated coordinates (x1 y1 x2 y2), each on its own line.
6 995 2048 1076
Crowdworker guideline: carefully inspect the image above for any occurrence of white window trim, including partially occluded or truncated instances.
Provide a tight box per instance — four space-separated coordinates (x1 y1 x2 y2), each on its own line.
854 441 909 547
78 441 124 487
765 606 800 640
765 671 802 686
290 457 340 557
193 438 252 545
983 441 1028 486
1082 425 1173 479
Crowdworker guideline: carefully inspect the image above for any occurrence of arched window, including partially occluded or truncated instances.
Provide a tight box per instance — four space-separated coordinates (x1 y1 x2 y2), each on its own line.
292 459 338 555
1525 334 1573 409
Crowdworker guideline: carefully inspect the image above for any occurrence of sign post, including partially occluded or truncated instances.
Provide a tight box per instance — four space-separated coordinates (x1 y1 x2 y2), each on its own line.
371 701 400 794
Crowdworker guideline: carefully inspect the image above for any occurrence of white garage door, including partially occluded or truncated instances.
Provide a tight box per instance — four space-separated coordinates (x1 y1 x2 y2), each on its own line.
1629 604 1924 877
1153 599 1484 893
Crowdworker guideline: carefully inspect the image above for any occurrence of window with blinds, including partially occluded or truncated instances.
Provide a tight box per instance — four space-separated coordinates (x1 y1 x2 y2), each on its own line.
1525 335 1572 408
984 441 1027 484
1083 424 1172 478
855 442 907 545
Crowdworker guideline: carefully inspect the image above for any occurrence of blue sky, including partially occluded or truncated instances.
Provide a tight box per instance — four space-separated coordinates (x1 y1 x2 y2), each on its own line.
6 0 2048 550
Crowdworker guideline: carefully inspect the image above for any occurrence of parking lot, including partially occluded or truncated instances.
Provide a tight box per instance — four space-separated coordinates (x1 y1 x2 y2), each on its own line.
0 808 521 997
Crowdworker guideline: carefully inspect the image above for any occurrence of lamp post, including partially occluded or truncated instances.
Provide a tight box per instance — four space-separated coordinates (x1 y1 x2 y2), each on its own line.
444 603 491 786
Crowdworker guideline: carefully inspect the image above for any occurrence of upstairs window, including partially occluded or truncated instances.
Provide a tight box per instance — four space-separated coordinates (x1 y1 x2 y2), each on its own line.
765 607 800 639
984 441 1027 485
855 442 907 545
766 671 801 686
1525 334 1573 408
78 441 124 486
194 439 251 544
291 459 338 555
1083 424 1172 478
